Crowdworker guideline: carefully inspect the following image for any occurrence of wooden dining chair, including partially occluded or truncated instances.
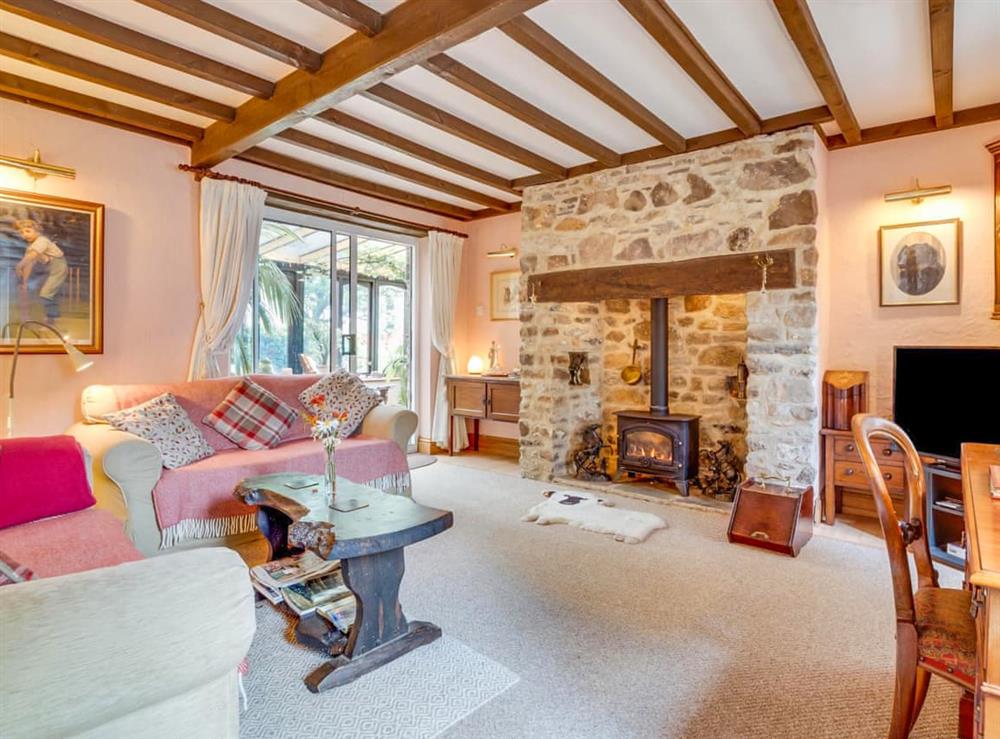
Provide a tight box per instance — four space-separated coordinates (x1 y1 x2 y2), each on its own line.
851 414 977 738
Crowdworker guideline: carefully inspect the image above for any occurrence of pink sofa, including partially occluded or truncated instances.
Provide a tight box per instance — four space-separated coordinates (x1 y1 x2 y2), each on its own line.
68 374 417 557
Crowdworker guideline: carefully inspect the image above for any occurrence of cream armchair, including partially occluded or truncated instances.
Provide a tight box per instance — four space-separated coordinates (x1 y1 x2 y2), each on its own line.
0 548 255 739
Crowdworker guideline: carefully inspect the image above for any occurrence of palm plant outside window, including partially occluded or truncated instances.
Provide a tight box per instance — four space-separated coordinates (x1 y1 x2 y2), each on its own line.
232 217 413 408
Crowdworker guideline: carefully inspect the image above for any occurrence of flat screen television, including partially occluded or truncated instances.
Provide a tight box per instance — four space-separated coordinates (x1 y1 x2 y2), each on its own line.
893 346 1000 461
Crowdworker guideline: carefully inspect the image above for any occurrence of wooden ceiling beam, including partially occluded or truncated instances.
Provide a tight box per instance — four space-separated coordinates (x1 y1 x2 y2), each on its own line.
190 0 544 167
236 146 482 220
499 15 684 153
0 71 203 141
316 109 518 194
364 83 566 176
0 32 235 121
825 102 1000 149
510 105 832 189
275 128 516 211
421 53 621 167
295 0 383 36
929 0 955 128
772 0 861 144
619 0 761 136
0 0 275 98
134 0 323 72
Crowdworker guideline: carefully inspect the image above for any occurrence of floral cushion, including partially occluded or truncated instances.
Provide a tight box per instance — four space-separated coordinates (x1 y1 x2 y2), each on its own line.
204 378 298 451
298 370 381 438
104 393 215 469
914 587 977 685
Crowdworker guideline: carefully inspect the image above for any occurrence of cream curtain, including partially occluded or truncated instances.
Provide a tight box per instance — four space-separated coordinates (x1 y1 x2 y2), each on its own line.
188 178 267 380
428 231 468 451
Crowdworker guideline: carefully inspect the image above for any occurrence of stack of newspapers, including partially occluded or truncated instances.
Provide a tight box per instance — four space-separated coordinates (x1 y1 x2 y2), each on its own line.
250 551 357 634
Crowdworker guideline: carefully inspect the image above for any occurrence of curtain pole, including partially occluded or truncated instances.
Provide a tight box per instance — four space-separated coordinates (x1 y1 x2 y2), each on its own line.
178 164 470 239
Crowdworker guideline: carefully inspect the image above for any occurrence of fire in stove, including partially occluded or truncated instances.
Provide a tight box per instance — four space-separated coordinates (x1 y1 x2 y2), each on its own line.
625 432 674 464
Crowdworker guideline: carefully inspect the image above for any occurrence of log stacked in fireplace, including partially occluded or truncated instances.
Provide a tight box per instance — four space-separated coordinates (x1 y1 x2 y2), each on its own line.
615 297 700 495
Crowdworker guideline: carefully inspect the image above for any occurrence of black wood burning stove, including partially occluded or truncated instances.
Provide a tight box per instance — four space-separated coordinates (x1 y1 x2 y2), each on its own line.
615 298 699 495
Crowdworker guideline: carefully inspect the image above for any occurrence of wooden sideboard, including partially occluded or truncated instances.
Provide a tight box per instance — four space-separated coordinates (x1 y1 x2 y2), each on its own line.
445 375 520 454
821 428 908 524
962 443 1000 738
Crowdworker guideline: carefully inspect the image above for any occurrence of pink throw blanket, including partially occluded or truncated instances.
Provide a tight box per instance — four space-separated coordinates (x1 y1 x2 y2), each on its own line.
152 436 409 544
0 435 95 529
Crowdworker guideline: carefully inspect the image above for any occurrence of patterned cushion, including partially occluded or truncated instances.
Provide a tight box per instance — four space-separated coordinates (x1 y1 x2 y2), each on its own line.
298 370 381 438
203 378 298 451
0 549 33 586
914 587 977 685
104 393 215 469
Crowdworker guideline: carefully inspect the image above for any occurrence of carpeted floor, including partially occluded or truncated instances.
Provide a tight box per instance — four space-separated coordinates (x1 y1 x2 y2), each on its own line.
241 606 518 739
381 459 961 738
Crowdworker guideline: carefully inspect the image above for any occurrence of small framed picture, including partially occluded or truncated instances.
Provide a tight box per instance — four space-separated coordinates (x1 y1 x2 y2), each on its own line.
490 270 519 321
879 218 961 307
1 189 104 353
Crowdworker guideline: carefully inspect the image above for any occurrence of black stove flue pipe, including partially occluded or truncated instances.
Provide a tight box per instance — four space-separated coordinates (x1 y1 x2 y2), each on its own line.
649 297 669 415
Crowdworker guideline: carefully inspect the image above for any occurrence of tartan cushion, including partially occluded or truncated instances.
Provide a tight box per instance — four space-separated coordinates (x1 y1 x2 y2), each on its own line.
204 378 298 451
0 549 33 586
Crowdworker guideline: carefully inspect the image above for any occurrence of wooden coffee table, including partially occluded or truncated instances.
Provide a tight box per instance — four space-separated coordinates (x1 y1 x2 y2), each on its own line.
235 473 453 693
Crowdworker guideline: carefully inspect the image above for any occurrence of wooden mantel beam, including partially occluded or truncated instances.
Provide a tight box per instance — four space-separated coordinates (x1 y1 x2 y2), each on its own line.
772 0 862 144
527 249 797 302
190 0 544 167
619 0 761 137
296 0 384 36
928 0 955 128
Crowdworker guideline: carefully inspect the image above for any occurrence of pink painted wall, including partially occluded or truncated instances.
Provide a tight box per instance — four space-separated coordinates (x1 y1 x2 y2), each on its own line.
454 211 522 438
825 121 1000 416
0 101 463 437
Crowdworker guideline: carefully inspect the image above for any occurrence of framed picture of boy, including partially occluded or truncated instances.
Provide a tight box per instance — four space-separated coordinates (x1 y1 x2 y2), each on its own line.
0 189 104 354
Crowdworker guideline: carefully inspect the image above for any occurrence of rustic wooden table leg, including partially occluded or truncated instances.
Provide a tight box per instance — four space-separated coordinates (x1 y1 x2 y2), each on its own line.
304 547 441 693
255 505 294 560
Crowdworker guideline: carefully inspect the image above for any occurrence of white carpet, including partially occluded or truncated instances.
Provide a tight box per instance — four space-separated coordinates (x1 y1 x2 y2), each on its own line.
241 605 518 739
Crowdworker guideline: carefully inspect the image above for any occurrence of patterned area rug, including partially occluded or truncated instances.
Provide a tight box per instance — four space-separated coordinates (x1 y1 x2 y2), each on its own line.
240 604 518 739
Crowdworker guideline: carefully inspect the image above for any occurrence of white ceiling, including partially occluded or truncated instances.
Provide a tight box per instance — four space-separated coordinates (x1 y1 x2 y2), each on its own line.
2 0 998 216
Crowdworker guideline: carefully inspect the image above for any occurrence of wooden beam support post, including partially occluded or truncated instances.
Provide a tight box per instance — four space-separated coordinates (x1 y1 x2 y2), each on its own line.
0 0 275 98
527 249 797 302
619 0 761 136
499 15 685 152
421 53 621 167
929 0 955 128
190 0 545 167
134 0 323 72
772 0 861 144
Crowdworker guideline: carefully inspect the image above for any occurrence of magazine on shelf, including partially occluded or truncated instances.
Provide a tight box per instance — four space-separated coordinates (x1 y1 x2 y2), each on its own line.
317 594 357 634
282 572 351 616
936 497 964 512
250 551 340 590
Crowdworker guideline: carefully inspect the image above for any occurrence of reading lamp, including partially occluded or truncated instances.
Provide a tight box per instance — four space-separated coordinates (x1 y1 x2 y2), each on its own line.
5 321 93 437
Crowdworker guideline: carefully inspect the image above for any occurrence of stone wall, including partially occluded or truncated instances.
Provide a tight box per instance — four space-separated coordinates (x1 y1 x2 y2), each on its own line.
519 127 820 487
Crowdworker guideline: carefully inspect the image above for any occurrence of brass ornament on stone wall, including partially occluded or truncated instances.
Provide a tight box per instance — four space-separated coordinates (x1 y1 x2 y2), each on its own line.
621 339 643 384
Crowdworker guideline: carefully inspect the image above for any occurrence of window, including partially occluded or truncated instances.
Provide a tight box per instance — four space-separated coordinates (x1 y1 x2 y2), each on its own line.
232 212 414 408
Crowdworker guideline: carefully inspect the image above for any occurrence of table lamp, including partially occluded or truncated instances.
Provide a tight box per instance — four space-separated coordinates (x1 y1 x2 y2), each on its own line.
5 321 94 437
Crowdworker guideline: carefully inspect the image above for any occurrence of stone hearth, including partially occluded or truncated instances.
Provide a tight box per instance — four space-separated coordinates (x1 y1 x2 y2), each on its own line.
518 127 820 488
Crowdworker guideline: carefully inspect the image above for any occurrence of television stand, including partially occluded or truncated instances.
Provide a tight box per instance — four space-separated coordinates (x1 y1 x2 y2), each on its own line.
924 463 965 569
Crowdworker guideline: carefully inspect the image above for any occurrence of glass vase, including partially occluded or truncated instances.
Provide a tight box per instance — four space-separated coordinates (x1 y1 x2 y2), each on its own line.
324 442 337 508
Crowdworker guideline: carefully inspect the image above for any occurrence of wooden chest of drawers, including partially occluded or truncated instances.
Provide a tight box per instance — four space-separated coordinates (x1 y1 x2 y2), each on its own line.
445 375 520 454
821 428 908 524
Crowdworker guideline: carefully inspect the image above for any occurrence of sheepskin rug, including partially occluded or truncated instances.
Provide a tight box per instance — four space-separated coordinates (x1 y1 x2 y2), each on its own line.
521 490 666 543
